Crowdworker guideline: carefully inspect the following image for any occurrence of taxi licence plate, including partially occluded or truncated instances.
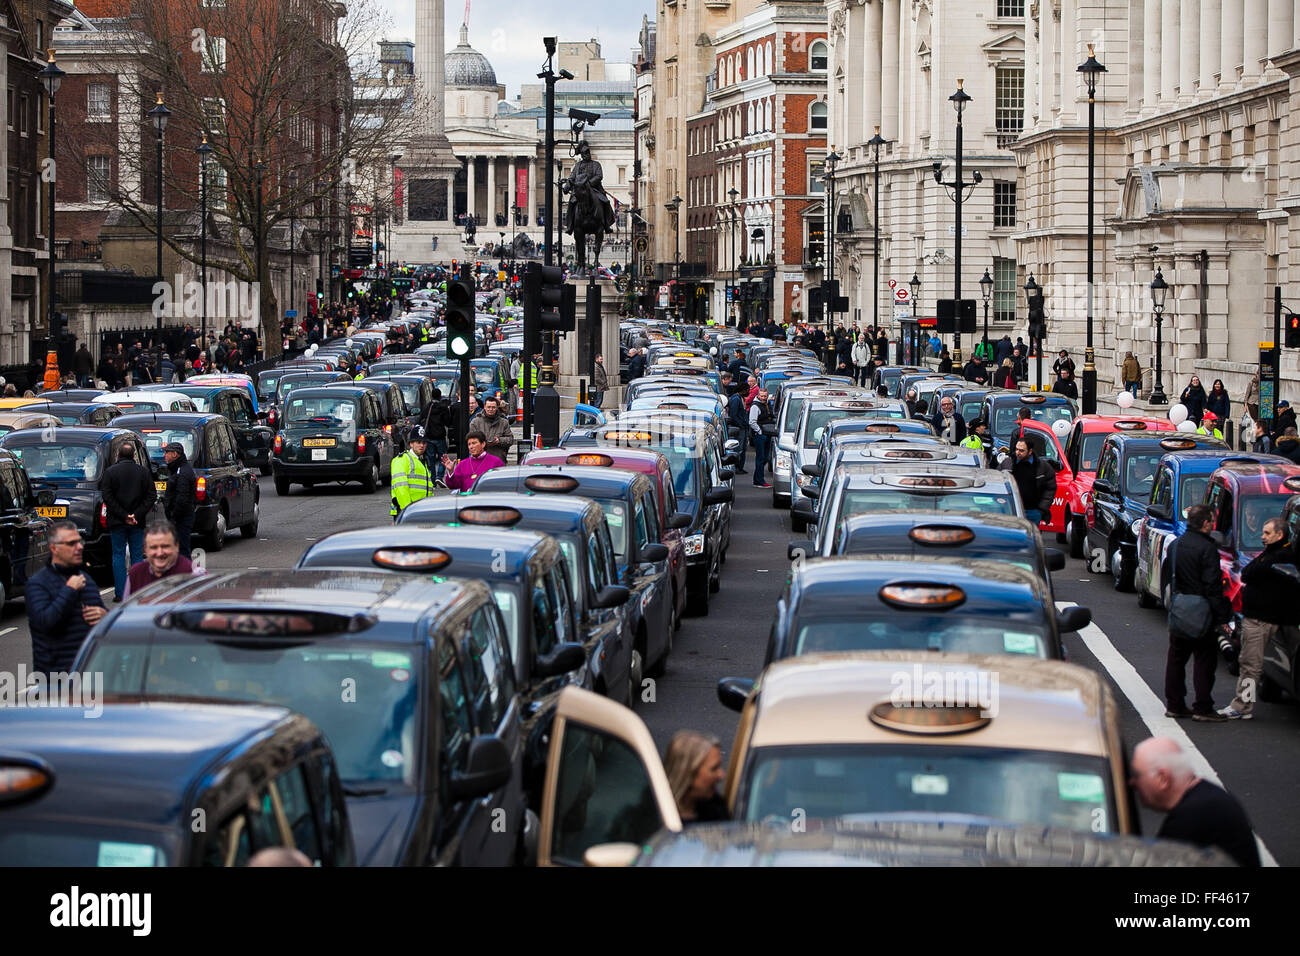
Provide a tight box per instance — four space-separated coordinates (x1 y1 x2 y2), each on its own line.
155 481 168 494
312 448 327 461
36 506 66 518
303 438 336 447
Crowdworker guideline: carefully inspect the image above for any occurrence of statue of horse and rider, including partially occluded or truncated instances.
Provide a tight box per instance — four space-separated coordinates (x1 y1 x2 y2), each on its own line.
561 140 616 275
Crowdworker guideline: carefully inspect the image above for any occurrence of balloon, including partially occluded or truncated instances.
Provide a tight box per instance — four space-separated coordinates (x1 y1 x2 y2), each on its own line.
1052 419 1072 438
1168 403 1188 425
710 347 718 355
1177 419 1197 432
1116 391 1135 409
346 338 354 347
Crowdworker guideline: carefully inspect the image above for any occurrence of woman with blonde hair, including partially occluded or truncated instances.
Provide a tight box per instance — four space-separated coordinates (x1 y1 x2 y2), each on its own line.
662 730 729 822
994 357 1017 390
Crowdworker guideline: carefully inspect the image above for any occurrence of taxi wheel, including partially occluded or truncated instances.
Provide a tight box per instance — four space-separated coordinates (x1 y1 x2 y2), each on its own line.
1137 584 1158 608
208 508 227 552
259 463 272 477
791 514 807 533
1111 546 1134 592
240 500 260 539
361 460 380 494
274 477 291 496
1065 514 1085 559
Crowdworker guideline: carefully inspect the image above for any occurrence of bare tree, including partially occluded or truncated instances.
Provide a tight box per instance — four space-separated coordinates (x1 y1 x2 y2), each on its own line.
74 0 423 356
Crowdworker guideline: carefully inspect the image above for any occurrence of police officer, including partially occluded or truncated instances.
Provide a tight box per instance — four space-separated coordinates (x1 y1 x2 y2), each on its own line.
390 426 434 520
961 418 992 467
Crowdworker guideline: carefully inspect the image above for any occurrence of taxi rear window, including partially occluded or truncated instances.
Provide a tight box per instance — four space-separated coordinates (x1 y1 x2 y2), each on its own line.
794 617 1048 657
839 489 1017 519
138 428 198 463
286 397 356 425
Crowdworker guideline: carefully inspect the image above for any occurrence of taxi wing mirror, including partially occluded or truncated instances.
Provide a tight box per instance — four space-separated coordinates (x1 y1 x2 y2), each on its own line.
535 641 586 678
722 453 740 467
791 497 817 522
717 676 755 713
1092 478 1113 495
801 485 821 500
592 584 631 609
718 467 735 481
801 464 823 478
1044 548 1066 572
638 543 669 563
1055 605 1092 633
668 512 692 530
449 735 512 800
1209 529 1230 550
705 487 733 506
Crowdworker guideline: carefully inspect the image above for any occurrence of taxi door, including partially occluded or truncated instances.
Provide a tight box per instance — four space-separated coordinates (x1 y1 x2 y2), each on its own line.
1015 422 1068 534
538 686 681 866
0 460 50 598
630 490 672 668
1136 463 1176 603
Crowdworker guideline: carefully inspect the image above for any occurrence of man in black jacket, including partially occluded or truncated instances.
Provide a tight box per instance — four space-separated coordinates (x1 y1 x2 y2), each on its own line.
422 388 452 479
1165 504 1233 720
99 444 156 602
962 355 989 385
998 437 1054 526
162 442 198 557
723 374 749 473
1221 517 1292 719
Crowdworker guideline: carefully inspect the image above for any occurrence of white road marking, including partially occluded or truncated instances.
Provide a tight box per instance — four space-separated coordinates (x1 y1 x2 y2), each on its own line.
1059 602 1278 867
99 587 114 596
0 627 15 637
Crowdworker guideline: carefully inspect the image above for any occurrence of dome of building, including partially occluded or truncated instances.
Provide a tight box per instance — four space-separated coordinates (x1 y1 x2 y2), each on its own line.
445 24 497 90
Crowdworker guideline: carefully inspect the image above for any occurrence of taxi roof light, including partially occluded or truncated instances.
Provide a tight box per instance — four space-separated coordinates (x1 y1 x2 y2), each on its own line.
1020 395 1046 404
566 453 614 467
456 507 523 526
1113 420 1148 430
1160 438 1199 450
878 449 941 459
524 474 581 493
908 526 976 545
0 762 54 805
866 423 902 433
604 431 654 441
879 582 967 609
895 476 961 488
868 701 991 735
372 547 454 570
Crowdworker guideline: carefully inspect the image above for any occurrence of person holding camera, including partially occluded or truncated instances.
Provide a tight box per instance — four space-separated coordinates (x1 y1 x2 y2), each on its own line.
1220 517 1292 719
1165 504 1233 721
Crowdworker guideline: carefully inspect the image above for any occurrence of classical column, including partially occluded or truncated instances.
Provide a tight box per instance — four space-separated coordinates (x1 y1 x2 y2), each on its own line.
1058 0 1079 124
486 156 497 227
1221 0 1244 90
881 0 900 141
508 157 517 227
466 155 476 222
1144 0 1162 111
863 0 883 138
1243 0 1268 79
1179 0 1200 104
1160 0 1180 106
1025 1 1039 128
1199 0 1222 97
1267 0 1294 58
1040 0 1057 116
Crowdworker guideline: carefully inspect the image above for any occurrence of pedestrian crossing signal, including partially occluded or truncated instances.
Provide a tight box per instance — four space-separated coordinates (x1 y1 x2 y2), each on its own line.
1287 312 1300 348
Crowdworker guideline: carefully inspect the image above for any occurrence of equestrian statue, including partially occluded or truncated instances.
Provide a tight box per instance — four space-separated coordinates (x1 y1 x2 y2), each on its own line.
561 140 616 275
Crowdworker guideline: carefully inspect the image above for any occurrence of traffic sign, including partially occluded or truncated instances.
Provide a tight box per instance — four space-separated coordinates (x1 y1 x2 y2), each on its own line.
284 310 297 318
634 235 649 254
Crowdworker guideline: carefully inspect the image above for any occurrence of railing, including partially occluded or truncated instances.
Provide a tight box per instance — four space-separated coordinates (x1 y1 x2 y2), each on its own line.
54 239 102 261
803 245 825 269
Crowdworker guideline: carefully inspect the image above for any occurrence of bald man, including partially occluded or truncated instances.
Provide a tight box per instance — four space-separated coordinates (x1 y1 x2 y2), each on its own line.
247 847 313 867
1130 737 1260 867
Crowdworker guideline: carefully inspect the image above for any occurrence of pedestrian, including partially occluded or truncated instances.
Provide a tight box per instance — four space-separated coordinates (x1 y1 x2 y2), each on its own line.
1129 737 1260 866
852 334 872 388
161 441 198 558
962 354 989 385
1219 517 1292 719
1052 349 1076 379
903 387 922 418
390 426 435 520
1204 378 1231 423
725 376 749 474
994 334 1014 367
99 443 156 602
960 417 993 467
937 347 953 374
928 333 942 358
1121 351 1142 397
994 358 1017 390
998 437 1054 526
1244 372 1261 424
627 347 647 380
1273 399 1297 445
123 521 203 598
744 375 759 409
475 395 515 462
1011 345 1028 382
749 389 774 488
25 520 107 674
1051 369 1078 399
442 429 504 492
726 348 746 382
1274 427 1300 464
662 730 729 823
1195 410 1223 440
591 354 608 409
74 343 93 387
422 388 452 479
1179 375 1208 425
930 396 967 444
1164 504 1233 721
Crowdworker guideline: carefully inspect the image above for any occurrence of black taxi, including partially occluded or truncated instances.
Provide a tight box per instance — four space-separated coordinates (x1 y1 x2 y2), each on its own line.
114 412 261 549
271 385 395 496
355 378 418 453
984 391 1077 454
162 385 274 475
0 700 354 866
470 466 674 680
0 427 154 581
1087 433 1227 591
268 371 354 431
0 450 54 608
766 556 1089 664
75 568 531 867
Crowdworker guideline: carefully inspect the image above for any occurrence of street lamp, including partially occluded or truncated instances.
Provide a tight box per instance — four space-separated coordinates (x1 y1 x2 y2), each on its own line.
1024 273 1045 389
1078 43 1107 414
727 186 739 325
933 79 982 365
910 272 921 362
196 134 213 359
825 149 840 346
666 195 681 316
867 128 886 337
1149 267 1169 405
288 169 297 318
254 158 267 293
38 50 63 357
148 91 171 381
979 266 994 359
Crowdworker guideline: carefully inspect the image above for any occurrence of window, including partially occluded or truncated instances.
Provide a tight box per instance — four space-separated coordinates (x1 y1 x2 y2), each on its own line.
995 67 1024 148
462 604 515 729
202 97 226 134
437 639 474 803
810 39 828 72
273 767 323 863
87 83 111 120
993 257 1017 323
19 93 28 136
994 182 1016 228
201 36 227 73
809 159 825 193
36 20 43 52
765 42 773 74
6 87 13 130
87 155 111 203
810 101 828 131
530 566 559 656
996 0 1025 17
547 562 575 646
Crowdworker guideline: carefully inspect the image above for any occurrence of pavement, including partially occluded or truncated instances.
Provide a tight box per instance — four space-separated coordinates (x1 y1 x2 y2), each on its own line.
2 444 1295 864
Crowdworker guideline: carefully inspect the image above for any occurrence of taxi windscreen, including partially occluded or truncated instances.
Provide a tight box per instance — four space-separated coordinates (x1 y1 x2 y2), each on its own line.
1238 495 1287 552
394 383 422 411
286 396 357 426
795 617 1048 657
838 489 1017 519
137 428 198 463
994 403 1074 436
3 441 102 482
1121 453 1163 500
742 745 1116 834
1078 433 1109 473
87 640 421 786
0 822 174 867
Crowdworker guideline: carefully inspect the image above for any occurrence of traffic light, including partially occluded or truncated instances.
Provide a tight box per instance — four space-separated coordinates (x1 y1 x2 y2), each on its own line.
524 262 575 336
315 279 323 300
445 270 476 359
1287 312 1300 348
1027 286 1047 342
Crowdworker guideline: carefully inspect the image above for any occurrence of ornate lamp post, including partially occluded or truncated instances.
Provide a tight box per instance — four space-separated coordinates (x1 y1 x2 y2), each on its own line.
910 272 921 362
933 79 981 365
38 50 64 353
979 267 994 359
1078 43 1106 414
867 128 886 334
196 134 213 357
288 169 297 317
728 186 739 325
1025 272 1045 389
824 148 839 344
665 195 681 317
1149 267 1169 405
147 92 171 380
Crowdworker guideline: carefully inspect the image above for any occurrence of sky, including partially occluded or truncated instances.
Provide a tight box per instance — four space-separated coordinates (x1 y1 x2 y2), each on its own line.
375 0 645 98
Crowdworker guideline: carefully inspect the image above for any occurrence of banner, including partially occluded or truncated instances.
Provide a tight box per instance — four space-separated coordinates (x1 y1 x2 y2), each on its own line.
393 168 404 224
516 167 528 217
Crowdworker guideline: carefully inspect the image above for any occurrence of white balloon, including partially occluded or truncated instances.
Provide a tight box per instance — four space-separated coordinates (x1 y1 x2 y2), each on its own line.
1116 391 1135 409
346 338 354 347
1052 419 1072 438
1177 419 1198 432
1168 403 1189 425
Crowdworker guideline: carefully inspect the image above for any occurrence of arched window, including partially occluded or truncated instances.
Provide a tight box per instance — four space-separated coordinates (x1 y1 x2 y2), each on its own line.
765 41 773 74
747 102 754 134
765 99 773 131
810 101 828 131
747 47 755 78
809 39 828 72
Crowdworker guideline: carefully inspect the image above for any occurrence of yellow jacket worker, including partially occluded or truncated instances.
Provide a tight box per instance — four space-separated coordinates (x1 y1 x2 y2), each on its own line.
390 426 435 519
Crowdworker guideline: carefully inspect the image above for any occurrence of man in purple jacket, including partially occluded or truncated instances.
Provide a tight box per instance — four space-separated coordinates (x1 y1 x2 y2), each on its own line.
442 429 505 492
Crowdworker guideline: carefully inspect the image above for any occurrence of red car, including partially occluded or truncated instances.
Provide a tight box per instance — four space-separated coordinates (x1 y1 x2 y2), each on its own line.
1205 460 1300 612
525 447 689 629
1011 415 1173 551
